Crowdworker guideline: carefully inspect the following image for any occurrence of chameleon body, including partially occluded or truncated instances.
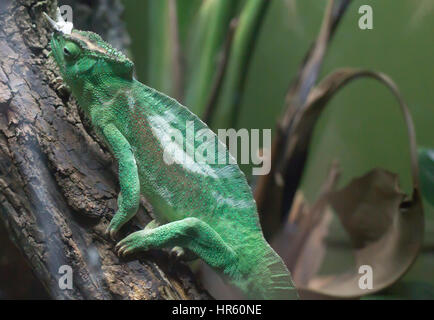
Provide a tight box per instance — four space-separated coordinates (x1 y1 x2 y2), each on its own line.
46 10 297 300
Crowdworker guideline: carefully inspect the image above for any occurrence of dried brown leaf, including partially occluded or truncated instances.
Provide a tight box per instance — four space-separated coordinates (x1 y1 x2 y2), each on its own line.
255 0 352 237
272 161 340 287
281 68 424 298
301 169 423 298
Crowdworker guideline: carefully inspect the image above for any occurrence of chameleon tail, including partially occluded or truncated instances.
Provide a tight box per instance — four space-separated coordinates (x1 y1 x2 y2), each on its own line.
233 239 299 300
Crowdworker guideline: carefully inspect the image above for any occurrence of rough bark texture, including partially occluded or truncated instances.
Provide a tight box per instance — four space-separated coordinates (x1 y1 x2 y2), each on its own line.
0 0 210 300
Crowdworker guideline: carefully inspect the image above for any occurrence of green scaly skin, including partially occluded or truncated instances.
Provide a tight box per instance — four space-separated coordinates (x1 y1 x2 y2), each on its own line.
48 27 298 300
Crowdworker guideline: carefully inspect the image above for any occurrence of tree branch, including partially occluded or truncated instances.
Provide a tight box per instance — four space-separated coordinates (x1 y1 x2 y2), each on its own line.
0 0 210 300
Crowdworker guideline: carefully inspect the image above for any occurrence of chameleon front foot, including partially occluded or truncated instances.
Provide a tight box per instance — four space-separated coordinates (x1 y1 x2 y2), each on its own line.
170 246 198 262
105 223 120 241
105 209 133 240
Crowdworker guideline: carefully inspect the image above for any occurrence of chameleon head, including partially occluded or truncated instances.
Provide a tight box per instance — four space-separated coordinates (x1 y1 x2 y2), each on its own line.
44 8 134 92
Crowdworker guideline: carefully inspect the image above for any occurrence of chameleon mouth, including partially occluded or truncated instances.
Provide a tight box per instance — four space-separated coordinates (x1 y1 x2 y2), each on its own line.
43 7 73 35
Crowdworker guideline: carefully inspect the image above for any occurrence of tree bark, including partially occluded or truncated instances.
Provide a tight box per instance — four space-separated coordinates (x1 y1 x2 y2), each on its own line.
0 0 210 300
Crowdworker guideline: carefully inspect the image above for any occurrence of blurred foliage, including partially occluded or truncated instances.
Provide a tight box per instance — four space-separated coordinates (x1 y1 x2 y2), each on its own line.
121 0 433 299
419 148 434 206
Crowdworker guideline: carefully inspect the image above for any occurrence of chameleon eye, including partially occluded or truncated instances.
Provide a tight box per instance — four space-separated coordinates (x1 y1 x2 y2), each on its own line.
63 41 80 60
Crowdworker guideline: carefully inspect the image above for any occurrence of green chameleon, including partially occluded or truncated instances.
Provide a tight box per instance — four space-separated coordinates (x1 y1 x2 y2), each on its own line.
44 9 297 300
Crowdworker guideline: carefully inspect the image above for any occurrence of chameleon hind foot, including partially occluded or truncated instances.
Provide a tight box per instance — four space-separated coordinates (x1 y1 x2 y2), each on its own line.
170 246 198 262
132 220 197 261
143 219 196 261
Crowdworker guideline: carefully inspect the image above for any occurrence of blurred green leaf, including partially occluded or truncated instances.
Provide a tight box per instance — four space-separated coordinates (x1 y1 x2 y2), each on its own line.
147 0 180 97
419 147 434 206
211 0 271 129
122 0 149 81
176 0 202 47
184 0 238 116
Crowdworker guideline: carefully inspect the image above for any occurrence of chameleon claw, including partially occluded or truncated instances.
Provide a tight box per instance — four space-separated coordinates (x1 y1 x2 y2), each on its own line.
109 229 118 241
104 225 119 241
169 246 197 262
115 238 129 256
115 231 145 257
170 246 184 260
117 245 131 257
119 247 128 257
114 241 123 253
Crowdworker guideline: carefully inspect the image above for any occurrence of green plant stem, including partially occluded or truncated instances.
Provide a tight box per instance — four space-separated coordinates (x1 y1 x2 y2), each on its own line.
184 0 236 116
147 0 181 97
211 0 271 129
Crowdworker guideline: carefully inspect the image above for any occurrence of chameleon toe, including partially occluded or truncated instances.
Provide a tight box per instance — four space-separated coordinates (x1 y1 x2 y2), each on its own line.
170 246 184 260
109 229 118 241
118 245 133 257
104 226 111 238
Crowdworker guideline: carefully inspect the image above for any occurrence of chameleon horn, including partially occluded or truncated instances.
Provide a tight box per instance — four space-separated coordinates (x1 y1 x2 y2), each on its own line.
43 12 61 32
43 8 73 35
